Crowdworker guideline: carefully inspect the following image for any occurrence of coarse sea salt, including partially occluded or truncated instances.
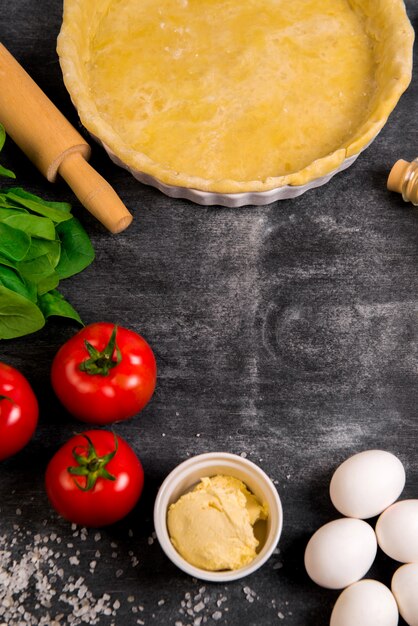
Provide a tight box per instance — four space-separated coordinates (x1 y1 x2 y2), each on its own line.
0 519 142 625
1 513 287 624
176 587 233 624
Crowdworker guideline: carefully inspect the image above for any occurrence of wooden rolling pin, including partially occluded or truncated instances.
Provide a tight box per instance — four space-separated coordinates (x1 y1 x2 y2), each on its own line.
0 43 133 233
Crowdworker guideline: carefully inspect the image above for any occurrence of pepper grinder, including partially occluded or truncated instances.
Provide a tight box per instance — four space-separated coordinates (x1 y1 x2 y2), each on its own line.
387 159 418 206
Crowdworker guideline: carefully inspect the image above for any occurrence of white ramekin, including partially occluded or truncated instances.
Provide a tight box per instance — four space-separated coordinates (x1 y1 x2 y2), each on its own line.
153 452 283 582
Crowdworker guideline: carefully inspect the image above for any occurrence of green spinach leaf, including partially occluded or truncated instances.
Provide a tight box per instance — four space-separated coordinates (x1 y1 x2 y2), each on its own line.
8 187 72 213
0 165 16 179
56 217 95 279
0 285 45 339
0 205 28 217
0 253 17 269
0 265 37 302
0 127 16 179
6 188 72 224
0 195 27 210
17 254 60 295
38 289 83 324
25 239 61 267
0 222 31 261
0 125 5 152
1 213 56 240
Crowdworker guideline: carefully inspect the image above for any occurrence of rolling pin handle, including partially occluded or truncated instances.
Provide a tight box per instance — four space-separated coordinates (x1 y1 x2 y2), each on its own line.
47 144 91 183
58 152 133 234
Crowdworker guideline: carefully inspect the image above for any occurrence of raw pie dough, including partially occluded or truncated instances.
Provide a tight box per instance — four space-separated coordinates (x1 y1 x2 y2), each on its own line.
58 0 413 193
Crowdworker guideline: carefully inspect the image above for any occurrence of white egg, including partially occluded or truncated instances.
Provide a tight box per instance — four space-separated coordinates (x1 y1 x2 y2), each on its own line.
304 518 377 589
376 500 418 562
330 580 399 626
391 563 418 626
329 450 405 519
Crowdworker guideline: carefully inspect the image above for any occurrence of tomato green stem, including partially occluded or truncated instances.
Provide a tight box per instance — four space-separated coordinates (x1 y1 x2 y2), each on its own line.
79 326 122 376
68 433 118 491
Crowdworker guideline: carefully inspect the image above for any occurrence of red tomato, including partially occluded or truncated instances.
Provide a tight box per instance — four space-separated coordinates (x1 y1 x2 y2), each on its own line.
0 362 38 461
45 430 144 527
51 322 157 424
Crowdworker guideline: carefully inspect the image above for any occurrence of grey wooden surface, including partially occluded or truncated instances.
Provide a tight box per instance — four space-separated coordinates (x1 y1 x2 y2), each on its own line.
0 1 417 624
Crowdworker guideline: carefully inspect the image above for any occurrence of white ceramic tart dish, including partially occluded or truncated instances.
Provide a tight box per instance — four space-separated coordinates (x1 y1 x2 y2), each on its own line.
58 0 414 206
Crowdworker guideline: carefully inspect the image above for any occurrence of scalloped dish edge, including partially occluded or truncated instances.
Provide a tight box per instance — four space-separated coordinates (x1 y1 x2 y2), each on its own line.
99 136 367 206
